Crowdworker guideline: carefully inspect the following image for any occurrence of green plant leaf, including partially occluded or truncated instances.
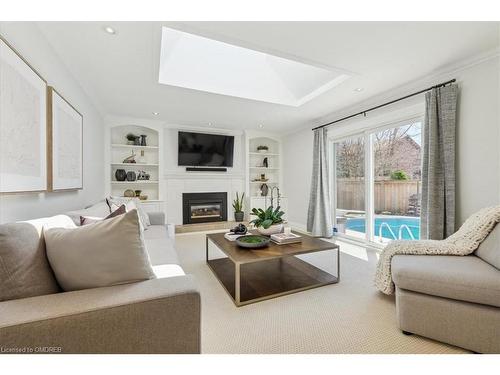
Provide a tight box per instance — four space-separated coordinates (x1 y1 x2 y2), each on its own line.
261 219 273 229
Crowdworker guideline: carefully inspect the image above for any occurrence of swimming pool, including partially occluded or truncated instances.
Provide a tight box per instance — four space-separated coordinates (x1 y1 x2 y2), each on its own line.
345 216 420 240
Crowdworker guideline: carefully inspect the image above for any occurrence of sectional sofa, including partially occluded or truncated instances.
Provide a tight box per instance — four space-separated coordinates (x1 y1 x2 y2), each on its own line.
0 201 200 354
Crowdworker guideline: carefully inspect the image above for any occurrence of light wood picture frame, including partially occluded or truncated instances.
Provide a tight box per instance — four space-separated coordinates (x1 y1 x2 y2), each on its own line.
0 36 48 194
47 87 83 191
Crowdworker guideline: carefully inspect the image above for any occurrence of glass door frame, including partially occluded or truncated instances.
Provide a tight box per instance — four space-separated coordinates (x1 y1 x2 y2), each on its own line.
330 114 424 247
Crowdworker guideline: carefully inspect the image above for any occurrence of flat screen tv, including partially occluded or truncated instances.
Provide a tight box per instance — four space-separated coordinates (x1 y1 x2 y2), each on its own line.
178 131 234 167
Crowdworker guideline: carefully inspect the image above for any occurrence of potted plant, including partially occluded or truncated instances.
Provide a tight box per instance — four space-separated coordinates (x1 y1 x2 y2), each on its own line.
250 206 285 235
232 192 245 222
257 145 269 153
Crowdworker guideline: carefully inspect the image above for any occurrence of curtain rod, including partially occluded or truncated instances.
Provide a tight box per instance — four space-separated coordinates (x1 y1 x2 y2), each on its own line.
312 78 456 131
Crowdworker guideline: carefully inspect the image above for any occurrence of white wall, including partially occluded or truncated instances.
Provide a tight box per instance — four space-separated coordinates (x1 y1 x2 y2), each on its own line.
283 55 500 230
0 22 105 223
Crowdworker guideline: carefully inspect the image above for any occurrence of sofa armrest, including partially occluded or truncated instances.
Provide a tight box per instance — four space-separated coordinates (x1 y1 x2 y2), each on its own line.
0 276 200 354
148 211 165 225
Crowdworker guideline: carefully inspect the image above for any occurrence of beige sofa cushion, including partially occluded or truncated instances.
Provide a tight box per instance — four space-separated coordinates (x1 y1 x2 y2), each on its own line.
45 210 155 292
392 254 500 307
0 215 75 301
475 222 500 269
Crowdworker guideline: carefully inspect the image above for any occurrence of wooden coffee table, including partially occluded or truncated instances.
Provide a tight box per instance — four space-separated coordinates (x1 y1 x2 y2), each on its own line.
206 231 340 306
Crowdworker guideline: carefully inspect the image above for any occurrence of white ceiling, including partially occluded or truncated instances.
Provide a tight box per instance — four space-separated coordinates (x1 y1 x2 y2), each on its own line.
36 22 499 132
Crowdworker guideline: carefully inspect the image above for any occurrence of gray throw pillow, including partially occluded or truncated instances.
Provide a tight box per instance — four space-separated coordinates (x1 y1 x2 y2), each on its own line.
45 209 155 292
0 215 76 301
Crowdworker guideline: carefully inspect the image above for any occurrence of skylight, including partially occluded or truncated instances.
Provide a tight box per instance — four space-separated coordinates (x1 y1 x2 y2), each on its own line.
159 27 351 107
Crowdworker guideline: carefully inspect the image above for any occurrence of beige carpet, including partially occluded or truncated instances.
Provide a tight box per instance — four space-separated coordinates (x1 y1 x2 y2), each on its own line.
175 232 468 354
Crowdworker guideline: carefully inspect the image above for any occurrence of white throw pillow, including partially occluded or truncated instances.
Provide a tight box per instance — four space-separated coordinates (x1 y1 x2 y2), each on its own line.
107 197 150 229
44 209 155 292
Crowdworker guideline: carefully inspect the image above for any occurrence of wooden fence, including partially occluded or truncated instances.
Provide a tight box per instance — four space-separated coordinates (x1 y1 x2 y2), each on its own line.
336 179 421 214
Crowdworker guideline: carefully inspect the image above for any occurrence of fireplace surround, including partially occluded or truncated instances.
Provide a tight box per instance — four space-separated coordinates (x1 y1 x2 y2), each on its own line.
182 192 228 224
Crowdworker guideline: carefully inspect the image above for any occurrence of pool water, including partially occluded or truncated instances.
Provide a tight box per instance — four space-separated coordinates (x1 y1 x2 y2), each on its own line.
345 217 420 240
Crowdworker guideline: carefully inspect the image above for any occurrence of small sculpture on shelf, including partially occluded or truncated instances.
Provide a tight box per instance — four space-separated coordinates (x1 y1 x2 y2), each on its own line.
140 134 147 146
126 133 141 146
137 170 150 180
134 190 142 197
122 151 136 163
262 157 268 168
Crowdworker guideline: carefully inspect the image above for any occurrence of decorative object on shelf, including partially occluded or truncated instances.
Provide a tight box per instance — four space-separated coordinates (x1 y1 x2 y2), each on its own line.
250 206 285 236
0 38 48 193
137 150 146 164
126 171 136 181
134 190 142 197
126 133 141 145
122 151 136 163
260 183 269 196
140 134 147 146
236 235 270 249
47 87 83 191
263 157 268 168
257 145 268 153
123 189 135 197
260 173 266 180
232 192 245 222
139 195 148 201
115 169 127 181
230 223 247 235
137 170 148 180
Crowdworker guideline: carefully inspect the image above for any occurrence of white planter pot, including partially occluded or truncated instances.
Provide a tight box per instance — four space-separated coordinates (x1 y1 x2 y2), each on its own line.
257 224 283 236
258 149 268 153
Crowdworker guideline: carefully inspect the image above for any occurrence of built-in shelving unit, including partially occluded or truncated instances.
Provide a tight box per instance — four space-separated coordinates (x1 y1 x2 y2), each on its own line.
106 124 165 215
245 132 287 219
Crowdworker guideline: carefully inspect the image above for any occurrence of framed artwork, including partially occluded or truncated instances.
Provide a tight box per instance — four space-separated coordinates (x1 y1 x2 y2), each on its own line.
47 87 83 191
0 37 48 193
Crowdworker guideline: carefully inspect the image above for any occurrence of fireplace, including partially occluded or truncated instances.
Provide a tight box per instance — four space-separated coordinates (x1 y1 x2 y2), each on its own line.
182 192 227 224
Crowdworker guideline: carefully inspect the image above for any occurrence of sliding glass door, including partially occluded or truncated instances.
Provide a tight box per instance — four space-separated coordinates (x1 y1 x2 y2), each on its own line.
334 136 366 240
372 121 422 243
333 119 422 245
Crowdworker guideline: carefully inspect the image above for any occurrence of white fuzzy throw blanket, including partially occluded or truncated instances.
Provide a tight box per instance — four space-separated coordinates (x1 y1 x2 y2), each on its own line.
375 205 500 295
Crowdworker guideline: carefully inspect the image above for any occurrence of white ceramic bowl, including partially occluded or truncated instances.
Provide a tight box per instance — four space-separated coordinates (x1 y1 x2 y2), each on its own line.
257 224 284 236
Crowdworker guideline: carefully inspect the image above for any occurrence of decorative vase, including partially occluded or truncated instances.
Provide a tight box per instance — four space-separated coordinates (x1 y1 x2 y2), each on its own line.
234 211 244 222
260 183 269 196
263 157 268 168
134 190 142 197
257 224 284 236
124 189 135 197
115 169 127 181
126 171 136 181
140 135 147 146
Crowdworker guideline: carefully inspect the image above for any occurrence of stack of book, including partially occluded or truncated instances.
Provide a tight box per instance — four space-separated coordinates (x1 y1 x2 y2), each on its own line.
270 232 302 245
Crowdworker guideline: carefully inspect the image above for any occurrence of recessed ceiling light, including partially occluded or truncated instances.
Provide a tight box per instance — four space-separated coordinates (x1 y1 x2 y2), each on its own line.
208 122 212 126
259 124 264 128
152 112 159 115
354 87 364 92
103 26 116 35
